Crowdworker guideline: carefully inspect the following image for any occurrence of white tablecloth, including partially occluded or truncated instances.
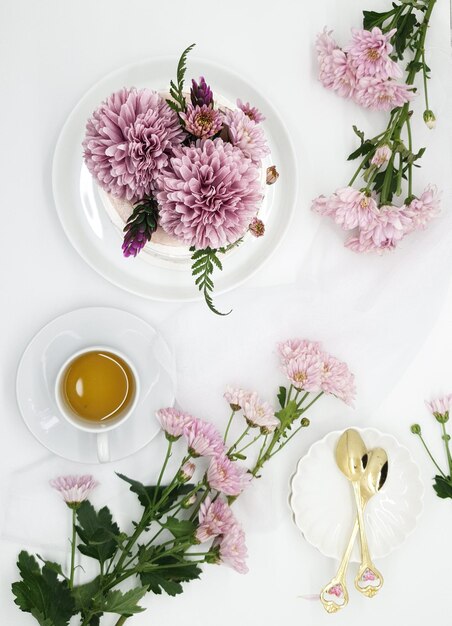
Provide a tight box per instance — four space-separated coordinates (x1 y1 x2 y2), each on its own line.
1 0 452 624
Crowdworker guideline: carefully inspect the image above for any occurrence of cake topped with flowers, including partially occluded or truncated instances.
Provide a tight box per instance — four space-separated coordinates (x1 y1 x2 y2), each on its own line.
83 45 278 314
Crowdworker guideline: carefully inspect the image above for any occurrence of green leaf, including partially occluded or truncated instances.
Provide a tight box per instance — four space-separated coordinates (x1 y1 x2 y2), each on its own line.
190 247 231 316
393 12 418 58
162 516 196 538
347 141 374 162
116 473 195 517
277 386 287 409
139 552 202 597
352 125 366 144
275 400 301 428
12 551 75 626
432 475 452 499
73 577 102 614
362 8 397 30
30 608 54 626
76 501 121 565
165 43 196 113
102 587 147 616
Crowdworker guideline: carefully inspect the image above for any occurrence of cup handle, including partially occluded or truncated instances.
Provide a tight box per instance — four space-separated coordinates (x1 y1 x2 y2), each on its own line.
97 432 110 463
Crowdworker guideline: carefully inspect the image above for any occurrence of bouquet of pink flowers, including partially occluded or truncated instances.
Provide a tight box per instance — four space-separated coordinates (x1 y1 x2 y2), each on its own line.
312 0 440 253
83 45 277 315
12 339 355 626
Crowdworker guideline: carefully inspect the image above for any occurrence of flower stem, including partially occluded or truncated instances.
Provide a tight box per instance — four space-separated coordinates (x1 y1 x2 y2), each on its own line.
228 426 251 455
224 410 236 443
440 423 452 475
114 617 129 626
299 391 324 413
421 50 430 111
406 114 413 198
153 440 173 505
69 507 76 589
417 433 447 478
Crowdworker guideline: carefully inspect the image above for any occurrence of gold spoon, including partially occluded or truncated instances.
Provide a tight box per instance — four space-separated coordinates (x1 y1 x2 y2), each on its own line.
320 447 388 612
337 430 385 597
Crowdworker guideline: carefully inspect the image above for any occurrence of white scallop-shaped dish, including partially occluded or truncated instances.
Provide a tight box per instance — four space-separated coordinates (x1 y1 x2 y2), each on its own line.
290 428 424 562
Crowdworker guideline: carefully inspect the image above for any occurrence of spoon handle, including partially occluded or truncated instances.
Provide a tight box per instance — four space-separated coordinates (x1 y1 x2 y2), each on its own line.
319 519 357 612
352 481 384 597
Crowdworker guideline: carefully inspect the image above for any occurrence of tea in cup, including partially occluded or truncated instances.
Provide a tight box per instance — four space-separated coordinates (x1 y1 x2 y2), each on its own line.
55 346 139 462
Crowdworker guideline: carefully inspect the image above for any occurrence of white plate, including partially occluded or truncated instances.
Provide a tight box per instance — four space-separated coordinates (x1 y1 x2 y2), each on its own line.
52 57 298 301
16 307 175 463
290 428 424 562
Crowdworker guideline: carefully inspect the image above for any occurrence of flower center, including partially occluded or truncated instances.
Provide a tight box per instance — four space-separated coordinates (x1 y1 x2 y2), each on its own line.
293 371 307 385
360 197 370 208
197 113 213 128
367 48 380 61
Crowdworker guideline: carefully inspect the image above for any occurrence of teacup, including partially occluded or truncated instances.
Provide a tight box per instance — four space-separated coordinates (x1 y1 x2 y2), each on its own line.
55 345 140 462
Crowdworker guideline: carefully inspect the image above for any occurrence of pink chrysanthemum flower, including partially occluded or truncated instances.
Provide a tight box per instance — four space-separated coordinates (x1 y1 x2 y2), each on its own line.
224 109 270 163
83 88 185 202
277 339 322 365
214 523 249 574
50 475 98 509
402 185 441 232
196 497 235 543
249 217 265 237
183 418 225 458
157 138 262 249
237 99 265 124
156 407 193 440
426 395 452 420
207 455 251 496
243 392 278 433
312 188 378 230
283 355 322 392
316 28 339 60
354 77 415 111
318 46 357 98
346 204 411 254
331 188 379 230
180 104 224 139
371 144 392 167
320 353 356 406
224 387 251 411
345 27 402 80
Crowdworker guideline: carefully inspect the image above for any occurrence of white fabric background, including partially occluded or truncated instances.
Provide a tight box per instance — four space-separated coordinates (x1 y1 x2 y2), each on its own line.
1 0 452 624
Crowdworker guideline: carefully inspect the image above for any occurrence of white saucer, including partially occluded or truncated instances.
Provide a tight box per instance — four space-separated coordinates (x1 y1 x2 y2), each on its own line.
16 307 175 463
52 56 298 301
290 428 424 562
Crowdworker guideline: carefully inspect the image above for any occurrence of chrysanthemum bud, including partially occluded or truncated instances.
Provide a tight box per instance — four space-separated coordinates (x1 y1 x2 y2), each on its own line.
266 165 279 185
249 217 265 238
411 424 421 435
301 418 310 427
181 493 197 508
371 144 392 167
179 461 196 482
423 109 436 129
435 411 449 424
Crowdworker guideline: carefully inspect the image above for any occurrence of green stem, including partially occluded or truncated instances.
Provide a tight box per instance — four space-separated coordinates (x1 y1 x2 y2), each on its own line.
417 433 447 478
421 50 430 111
153 440 173 506
300 391 324 413
406 115 413 198
114 617 128 626
69 507 76 589
227 425 251 455
234 433 262 456
441 423 452 475
224 410 236 443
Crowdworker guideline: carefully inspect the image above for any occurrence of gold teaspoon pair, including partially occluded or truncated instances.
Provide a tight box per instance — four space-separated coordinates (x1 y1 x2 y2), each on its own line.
320 430 388 613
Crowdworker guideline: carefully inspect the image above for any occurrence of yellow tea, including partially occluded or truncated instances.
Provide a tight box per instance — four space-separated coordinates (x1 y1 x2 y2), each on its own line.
62 350 135 422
